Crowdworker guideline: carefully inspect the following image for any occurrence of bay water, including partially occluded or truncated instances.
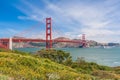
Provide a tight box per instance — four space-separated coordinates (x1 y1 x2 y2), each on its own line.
15 47 120 67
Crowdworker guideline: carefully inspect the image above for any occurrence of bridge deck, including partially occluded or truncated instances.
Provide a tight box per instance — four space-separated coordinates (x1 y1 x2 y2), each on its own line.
0 38 83 43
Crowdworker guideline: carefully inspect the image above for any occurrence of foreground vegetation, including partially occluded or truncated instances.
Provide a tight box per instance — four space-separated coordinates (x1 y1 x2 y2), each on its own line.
0 48 120 80
0 49 94 80
36 49 120 80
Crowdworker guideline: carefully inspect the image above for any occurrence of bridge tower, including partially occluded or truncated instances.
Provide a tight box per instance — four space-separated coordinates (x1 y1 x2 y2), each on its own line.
82 34 87 47
46 18 52 49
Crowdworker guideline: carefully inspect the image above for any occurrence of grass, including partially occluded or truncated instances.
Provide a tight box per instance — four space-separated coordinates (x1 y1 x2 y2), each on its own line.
0 74 9 80
0 51 94 80
0 49 120 80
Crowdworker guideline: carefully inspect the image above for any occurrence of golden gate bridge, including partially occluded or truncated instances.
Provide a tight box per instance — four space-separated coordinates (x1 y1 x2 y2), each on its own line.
0 18 87 50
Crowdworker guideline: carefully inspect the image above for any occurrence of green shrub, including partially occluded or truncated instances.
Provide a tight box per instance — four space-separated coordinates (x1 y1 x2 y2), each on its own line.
0 52 94 80
36 49 72 64
0 49 119 80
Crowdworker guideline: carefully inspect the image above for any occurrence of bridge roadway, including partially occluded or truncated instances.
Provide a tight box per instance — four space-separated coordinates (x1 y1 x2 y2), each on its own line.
0 38 83 43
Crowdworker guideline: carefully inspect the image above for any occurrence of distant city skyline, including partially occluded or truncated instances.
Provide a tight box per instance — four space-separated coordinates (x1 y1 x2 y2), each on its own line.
0 0 120 43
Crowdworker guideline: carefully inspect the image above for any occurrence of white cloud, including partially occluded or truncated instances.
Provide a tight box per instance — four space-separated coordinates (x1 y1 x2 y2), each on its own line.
15 0 120 42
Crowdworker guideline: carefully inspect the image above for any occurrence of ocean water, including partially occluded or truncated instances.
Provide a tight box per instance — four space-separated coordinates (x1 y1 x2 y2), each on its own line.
15 47 120 67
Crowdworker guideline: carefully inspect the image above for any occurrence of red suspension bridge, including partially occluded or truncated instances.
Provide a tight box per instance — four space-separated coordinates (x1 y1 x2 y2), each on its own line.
0 18 87 50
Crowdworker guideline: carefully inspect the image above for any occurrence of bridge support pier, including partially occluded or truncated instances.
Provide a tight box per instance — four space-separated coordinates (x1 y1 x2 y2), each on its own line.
9 37 13 50
46 18 52 49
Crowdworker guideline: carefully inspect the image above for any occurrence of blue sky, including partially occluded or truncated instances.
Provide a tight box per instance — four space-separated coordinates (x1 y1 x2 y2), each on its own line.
0 0 120 43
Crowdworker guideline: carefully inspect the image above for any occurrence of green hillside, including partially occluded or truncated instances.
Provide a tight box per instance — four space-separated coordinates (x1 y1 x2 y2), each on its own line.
0 51 93 80
0 49 120 80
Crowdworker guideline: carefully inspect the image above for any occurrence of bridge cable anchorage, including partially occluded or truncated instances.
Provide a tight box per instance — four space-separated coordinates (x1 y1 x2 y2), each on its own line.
0 42 7 49
46 18 52 49
0 39 9 49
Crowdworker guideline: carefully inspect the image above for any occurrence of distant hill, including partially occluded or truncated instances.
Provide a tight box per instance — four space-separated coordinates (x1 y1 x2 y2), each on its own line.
54 37 70 40
12 37 120 48
13 36 26 38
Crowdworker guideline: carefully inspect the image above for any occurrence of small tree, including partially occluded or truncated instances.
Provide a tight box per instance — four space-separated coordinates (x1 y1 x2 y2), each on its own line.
36 49 72 64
